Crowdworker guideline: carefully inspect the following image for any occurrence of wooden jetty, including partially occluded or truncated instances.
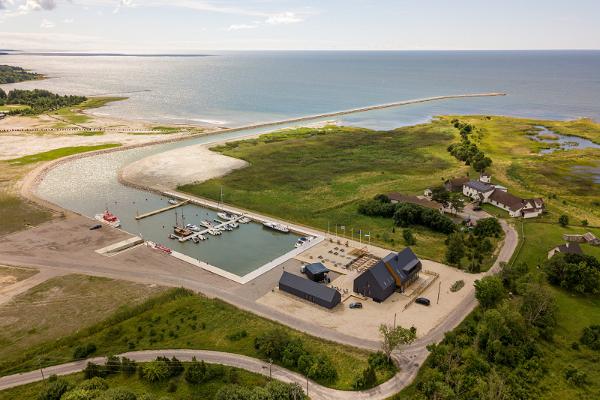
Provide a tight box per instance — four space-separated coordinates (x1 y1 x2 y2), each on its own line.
135 200 190 220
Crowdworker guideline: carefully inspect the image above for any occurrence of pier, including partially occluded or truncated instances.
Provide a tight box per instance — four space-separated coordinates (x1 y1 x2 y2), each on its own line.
176 215 245 242
135 200 190 220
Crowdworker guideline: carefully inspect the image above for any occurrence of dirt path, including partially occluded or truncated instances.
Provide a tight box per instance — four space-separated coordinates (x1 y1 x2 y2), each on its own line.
0 268 65 305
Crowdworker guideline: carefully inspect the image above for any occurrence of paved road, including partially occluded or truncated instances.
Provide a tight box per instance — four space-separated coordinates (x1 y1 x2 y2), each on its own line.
0 349 431 399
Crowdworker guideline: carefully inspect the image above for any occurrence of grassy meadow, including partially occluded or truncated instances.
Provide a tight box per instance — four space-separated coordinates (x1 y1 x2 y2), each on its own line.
6 144 121 166
0 287 393 390
180 124 470 262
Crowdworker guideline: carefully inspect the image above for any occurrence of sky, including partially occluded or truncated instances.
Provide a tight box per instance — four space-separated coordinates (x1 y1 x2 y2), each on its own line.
0 0 599 52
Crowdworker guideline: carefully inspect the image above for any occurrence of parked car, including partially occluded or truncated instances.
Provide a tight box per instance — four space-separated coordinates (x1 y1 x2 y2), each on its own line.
89 224 102 230
415 297 431 306
473 205 482 211
349 302 363 309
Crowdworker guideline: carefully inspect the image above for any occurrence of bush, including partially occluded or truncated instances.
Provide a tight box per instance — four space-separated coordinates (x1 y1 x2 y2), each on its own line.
226 330 248 341
37 379 69 400
353 365 377 389
77 377 108 391
97 388 137 400
558 214 569 227
139 360 170 383
368 351 393 370
120 357 137 376
564 365 587 386
358 198 396 218
281 339 307 368
580 325 600 350
473 218 502 238
254 329 291 360
544 253 600 294
450 280 465 292
185 357 207 384
73 343 97 360
155 356 183 377
402 229 416 245
393 203 455 234
474 276 505 309
83 362 105 379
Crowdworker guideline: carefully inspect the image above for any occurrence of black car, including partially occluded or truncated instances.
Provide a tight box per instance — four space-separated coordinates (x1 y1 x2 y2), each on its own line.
90 224 102 230
349 302 363 309
415 297 431 306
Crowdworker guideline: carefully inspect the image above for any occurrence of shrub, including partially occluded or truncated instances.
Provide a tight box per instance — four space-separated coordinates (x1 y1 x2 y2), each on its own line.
402 229 416 245
254 329 291 360
393 203 455 233
139 360 170 383
474 276 505 309
473 218 502 238
37 379 69 400
156 356 183 377
97 388 137 400
120 357 137 376
580 325 600 350
544 253 600 294
83 362 105 379
564 365 587 386
558 214 569 227
226 330 248 341
73 343 97 360
358 199 396 218
450 280 465 292
281 339 307 368
77 377 108 391
185 357 207 384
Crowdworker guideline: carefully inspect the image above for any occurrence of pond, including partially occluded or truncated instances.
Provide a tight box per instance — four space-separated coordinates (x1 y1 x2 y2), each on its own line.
529 126 600 154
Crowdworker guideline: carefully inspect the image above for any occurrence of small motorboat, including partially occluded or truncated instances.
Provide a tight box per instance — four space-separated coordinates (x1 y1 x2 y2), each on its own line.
148 241 172 254
168 199 179 205
198 234 207 241
168 233 178 240
238 217 251 224
217 212 239 220
263 221 290 233
185 223 201 232
192 236 200 244
89 224 102 230
230 222 239 228
200 220 213 228
223 225 233 231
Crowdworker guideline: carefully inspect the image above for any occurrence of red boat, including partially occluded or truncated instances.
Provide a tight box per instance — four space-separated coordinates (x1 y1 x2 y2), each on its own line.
147 241 172 254
95 209 121 228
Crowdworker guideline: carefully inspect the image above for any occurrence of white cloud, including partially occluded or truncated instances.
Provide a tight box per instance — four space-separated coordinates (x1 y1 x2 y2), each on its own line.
113 0 134 14
40 18 55 28
20 0 57 12
227 23 258 31
265 12 303 25
62 17 73 23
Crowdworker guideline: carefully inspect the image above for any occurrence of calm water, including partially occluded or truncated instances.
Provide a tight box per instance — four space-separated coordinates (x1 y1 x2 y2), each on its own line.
529 126 600 154
2 51 600 129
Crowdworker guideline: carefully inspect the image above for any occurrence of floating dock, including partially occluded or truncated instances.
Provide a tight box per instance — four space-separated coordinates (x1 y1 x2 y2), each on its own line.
176 215 245 243
135 200 190 220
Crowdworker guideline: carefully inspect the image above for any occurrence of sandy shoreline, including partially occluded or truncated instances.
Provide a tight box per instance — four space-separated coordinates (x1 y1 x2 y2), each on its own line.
121 144 249 189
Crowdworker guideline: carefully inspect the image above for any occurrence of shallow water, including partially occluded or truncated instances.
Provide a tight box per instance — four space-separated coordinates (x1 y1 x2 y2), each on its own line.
529 126 600 154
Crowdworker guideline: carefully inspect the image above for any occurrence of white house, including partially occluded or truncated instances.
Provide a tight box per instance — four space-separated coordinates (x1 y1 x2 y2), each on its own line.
479 173 492 183
462 181 495 201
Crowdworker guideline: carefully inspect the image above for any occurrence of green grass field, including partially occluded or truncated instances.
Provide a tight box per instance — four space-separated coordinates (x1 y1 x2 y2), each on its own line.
6 144 121 165
0 287 393 390
52 97 127 125
180 124 469 263
0 275 166 370
0 366 269 400
75 130 105 136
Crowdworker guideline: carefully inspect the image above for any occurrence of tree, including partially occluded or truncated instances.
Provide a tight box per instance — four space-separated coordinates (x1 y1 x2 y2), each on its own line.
544 253 600 294
185 357 207 384
0 88 6 101
445 233 465 265
402 229 416 245
474 276 505 309
379 324 417 362
520 283 558 339
254 329 291 360
448 192 464 214
37 379 69 400
558 214 569 227
582 219 589 227
97 388 137 400
580 325 600 350
473 218 502 238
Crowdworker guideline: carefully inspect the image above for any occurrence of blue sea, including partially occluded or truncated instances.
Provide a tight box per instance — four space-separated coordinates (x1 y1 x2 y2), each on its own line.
1 50 599 129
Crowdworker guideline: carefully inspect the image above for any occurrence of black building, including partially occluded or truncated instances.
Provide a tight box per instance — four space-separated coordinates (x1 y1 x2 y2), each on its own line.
278 271 341 309
304 262 329 282
353 248 422 302
353 262 396 302
382 247 422 292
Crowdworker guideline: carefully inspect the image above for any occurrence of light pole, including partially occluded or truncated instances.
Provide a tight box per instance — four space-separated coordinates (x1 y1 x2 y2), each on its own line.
269 358 272 380
437 281 441 305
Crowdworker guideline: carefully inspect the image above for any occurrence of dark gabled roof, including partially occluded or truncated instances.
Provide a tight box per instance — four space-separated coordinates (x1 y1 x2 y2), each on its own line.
446 176 470 186
279 272 339 303
556 242 583 255
366 262 396 291
488 189 524 212
382 248 421 281
465 180 495 193
305 262 329 275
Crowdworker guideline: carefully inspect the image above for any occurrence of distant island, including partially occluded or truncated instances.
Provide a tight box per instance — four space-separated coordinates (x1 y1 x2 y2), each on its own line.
0 65 43 84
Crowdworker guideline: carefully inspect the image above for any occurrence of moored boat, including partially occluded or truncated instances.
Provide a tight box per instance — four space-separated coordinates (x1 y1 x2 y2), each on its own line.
95 209 121 228
148 241 172 254
262 221 290 233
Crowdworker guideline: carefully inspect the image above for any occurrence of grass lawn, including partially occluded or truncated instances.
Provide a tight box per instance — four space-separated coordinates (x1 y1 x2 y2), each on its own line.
6 144 121 165
52 97 126 125
0 104 31 113
180 124 469 263
0 193 52 235
0 288 394 390
0 275 166 369
0 366 269 400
